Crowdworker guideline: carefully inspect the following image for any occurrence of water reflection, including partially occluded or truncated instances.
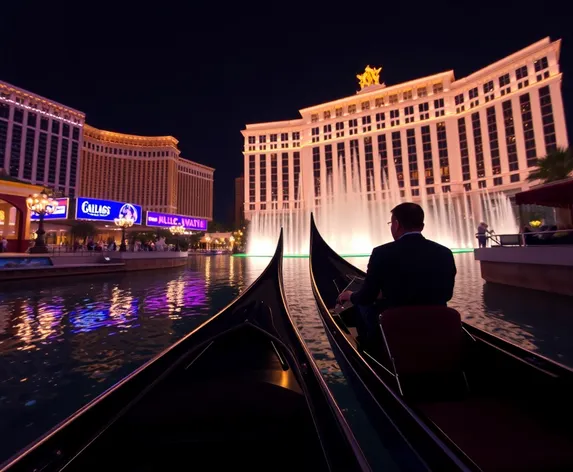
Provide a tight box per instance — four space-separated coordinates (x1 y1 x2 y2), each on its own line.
0 253 572 464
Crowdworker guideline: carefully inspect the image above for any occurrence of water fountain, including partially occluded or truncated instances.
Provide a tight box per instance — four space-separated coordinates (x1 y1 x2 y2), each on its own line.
247 159 518 256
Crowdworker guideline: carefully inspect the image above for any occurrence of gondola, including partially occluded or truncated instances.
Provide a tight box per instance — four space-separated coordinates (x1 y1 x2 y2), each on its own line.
2 231 369 472
309 214 573 471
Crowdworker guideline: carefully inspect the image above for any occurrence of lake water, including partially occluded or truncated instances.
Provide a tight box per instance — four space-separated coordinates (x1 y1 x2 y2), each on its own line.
1 253 573 465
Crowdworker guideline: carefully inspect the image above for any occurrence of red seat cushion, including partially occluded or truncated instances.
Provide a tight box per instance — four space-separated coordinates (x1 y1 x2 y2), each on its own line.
380 306 463 376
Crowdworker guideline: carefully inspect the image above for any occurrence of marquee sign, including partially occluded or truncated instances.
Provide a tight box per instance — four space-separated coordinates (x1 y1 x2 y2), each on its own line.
145 211 207 231
30 198 69 221
75 198 142 224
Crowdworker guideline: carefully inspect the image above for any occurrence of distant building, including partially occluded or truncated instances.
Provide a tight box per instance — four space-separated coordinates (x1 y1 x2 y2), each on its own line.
80 124 214 220
235 175 244 227
0 80 86 197
241 37 568 219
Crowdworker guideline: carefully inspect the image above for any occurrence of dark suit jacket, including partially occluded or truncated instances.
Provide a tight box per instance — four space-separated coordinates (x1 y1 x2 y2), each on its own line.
350 233 457 308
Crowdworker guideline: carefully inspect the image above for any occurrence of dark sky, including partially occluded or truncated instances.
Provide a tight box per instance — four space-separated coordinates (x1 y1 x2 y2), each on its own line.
1 2 571 224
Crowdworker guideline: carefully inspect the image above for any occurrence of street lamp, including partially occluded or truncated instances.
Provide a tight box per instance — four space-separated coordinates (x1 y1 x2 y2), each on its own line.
114 215 134 252
26 190 56 253
169 225 185 251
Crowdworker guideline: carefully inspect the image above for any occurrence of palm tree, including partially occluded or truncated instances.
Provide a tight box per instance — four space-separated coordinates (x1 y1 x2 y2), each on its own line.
527 147 573 184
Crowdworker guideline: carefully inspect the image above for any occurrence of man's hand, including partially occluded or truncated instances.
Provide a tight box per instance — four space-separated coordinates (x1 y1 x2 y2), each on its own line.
337 290 353 305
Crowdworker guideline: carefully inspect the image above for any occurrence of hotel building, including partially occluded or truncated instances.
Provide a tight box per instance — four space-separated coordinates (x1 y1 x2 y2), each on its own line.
242 38 567 219
0 80 85 197
80 125 214 220
235 176 244 227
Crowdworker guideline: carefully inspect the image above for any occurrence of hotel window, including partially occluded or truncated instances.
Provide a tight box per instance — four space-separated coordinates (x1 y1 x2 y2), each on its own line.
516 65 528 80
510 174 520 183
407 129 418 188
478 180 486 189
40 117 48 131
8 123 20 176
324 110 331 120
392 131 404 188
520 93 537 167
362 115 372 132
534 56 549 81
325 144 333 180
390 109 400 127
419 102 429 120
458 118 471 181
421 125 433 185
377 134 388 186
502 100 519 173
324 124 332 140
348 104 357 114
471 112 485 178
259 135 266 150
335 107 343 117
48 134 58 184
404 106 414 124
14 108 23 123
292 131 300 147
486 107 501 176
312 127 320 143
311 113 319 123
375 112 386 129
23 128 35 180
483 80 494 102
455 93 464 105
271 154 278 203
281 153 289 203
270 134 278 149
349 118 358 135
464 183 472 191
417 87 427 98
36 132 47 181
293 151 301 204
389 94 398 105
539 85 556 153
27 112 37 128
469 87 478 99
337 142 347 187
442 185 451 193
403 90 412 101
259 154 267 205
364 137 374 191
436 122 449 183
492 177 502 186
63 123 70 137
335 121 344 137
361 101 370 111
375 97 384 107
427 187 435 195
433 83 443 94
350 139 361 182
312 147 321 200
499 73 511 95
434 98 445 117
281 133 288 148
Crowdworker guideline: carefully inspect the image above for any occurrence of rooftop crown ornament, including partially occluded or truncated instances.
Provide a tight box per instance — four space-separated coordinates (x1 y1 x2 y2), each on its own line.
357 65 382 89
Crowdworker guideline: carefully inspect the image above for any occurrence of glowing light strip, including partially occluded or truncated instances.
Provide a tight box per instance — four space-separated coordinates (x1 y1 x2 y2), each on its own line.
0 96 84 127
233 248 475 258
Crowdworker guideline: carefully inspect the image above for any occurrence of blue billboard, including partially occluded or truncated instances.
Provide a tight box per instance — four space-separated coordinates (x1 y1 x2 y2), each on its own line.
75 198 142 225
30 198 69 221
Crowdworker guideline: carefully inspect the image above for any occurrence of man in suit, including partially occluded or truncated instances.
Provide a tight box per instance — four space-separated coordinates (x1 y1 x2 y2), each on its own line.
337 202 457 343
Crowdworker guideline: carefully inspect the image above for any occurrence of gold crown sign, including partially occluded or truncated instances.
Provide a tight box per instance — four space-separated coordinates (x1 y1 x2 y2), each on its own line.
357 65 382 89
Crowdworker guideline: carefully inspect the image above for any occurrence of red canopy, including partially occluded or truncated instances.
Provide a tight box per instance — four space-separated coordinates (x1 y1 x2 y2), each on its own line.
515 179 573 208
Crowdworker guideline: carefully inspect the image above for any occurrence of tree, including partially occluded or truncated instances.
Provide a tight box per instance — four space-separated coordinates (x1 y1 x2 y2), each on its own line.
528 147 573 184
70 221 97 242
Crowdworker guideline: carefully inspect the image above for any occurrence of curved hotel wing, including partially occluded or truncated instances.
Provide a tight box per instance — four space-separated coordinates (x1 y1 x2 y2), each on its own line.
241 38 567 219
80 125 214 220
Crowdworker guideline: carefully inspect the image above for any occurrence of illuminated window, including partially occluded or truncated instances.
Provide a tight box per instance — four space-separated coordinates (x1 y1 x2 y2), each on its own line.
375 97 384 107
539 85 556 153
389 94 398 105
519 93 537 167
433 83 443 94
361 101 370 111
335 107 343 117
417 87 427 98
311 114 319 123
348 104 357 114
403 90 412 100
323 110 331 119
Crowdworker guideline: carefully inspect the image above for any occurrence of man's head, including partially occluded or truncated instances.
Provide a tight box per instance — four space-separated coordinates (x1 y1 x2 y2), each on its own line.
390 203 424 240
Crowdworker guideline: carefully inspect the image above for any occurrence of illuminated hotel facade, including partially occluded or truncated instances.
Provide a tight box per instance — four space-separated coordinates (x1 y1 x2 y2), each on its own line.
242 38 567 220
0 80 85 196
80 125 214 220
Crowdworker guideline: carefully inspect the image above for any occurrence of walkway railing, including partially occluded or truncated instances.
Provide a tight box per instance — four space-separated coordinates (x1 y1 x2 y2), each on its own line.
477 229 573 247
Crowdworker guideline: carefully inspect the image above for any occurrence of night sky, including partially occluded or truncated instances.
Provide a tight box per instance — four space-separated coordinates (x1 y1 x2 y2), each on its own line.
1 3 571 224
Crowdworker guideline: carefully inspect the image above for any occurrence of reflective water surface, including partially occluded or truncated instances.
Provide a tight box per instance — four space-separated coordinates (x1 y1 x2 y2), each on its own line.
1 253 573 464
